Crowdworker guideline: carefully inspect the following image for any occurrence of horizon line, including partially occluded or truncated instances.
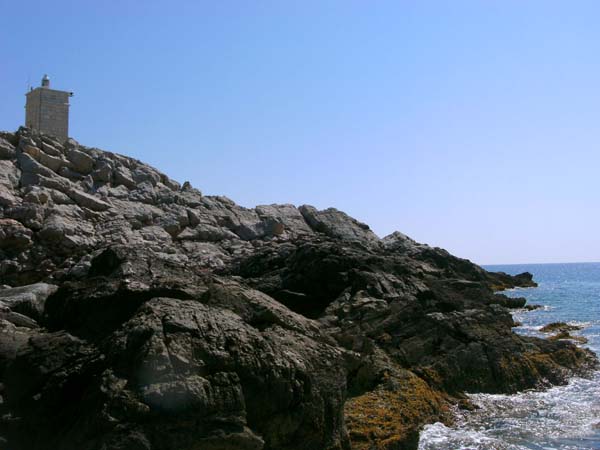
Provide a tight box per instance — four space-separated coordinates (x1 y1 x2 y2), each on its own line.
482 260 600 267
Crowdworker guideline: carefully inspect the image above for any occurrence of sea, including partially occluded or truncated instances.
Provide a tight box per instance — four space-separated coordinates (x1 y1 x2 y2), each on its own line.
418 262 600 450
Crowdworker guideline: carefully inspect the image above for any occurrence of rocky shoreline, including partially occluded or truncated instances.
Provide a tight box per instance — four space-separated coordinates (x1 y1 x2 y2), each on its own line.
0 128 596 450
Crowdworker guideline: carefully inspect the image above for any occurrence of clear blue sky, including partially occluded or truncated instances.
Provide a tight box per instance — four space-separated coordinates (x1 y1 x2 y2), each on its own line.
2 1 599 264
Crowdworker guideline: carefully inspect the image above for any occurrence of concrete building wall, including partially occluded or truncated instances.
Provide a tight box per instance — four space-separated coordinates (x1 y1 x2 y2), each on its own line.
25 88 70 142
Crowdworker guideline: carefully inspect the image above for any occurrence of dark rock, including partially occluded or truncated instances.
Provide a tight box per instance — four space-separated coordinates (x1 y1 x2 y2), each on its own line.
489 294 527 309
91 160 113 182
548 331 588 344
540 322 583 333
524 304 544 311
0 127 595 450
488 271 538 290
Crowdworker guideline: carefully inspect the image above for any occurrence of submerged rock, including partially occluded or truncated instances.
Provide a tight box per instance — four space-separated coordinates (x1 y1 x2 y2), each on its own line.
540 321 584 333
0 127 596 450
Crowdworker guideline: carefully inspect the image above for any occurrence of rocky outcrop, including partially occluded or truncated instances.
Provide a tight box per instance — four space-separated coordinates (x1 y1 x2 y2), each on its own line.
0 127 596 450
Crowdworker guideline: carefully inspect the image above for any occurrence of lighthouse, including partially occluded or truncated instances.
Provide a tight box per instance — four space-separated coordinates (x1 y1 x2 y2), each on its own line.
25 75 73 142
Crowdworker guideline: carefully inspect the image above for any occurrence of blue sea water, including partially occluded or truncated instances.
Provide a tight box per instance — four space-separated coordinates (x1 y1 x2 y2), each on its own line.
418 262 600 450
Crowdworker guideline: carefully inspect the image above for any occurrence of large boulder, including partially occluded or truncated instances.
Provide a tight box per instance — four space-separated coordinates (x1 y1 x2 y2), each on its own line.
255 204 314 237
298 205 380 245
102 295 349 450
67 148 95 174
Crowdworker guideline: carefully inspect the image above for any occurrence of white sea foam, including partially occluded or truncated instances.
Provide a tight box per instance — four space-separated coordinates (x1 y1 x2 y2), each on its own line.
566 320 593 329
419 374 600 450
418 422 522 450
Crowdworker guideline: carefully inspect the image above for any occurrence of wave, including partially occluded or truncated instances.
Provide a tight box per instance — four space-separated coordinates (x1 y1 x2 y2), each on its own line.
419 374 600 449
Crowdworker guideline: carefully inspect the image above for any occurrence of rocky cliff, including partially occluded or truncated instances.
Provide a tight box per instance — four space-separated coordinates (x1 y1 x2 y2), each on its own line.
0 128 596 450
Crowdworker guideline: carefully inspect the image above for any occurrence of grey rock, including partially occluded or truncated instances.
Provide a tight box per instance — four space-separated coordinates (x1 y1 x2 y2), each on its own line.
177 223 239 242
299 205 380 245
17 152 56 179
38 151 67 172
40 141 63 157
64 137 79 150
20 144 67 173
23 187 50 205
67 188 111 211
91 160 113 182
0 218 33 251
41 135 64 152
186 208 201 227
0 305 39 328
382 231 421 252
0 282 58 320
0 318 37 367
38 213 96 251
0 160 20 188
113 165 137 189
138 225 173 243
255 203 314 236
67 148 95 174
58 165 85 180
98 184 130 199
36 173 72 193
129 181 156 204
4 204 45 230
0 137 16 159
46 187 74 205
0 160 20 206
0 187 19 207
161 174 180 191
132 167 160 186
